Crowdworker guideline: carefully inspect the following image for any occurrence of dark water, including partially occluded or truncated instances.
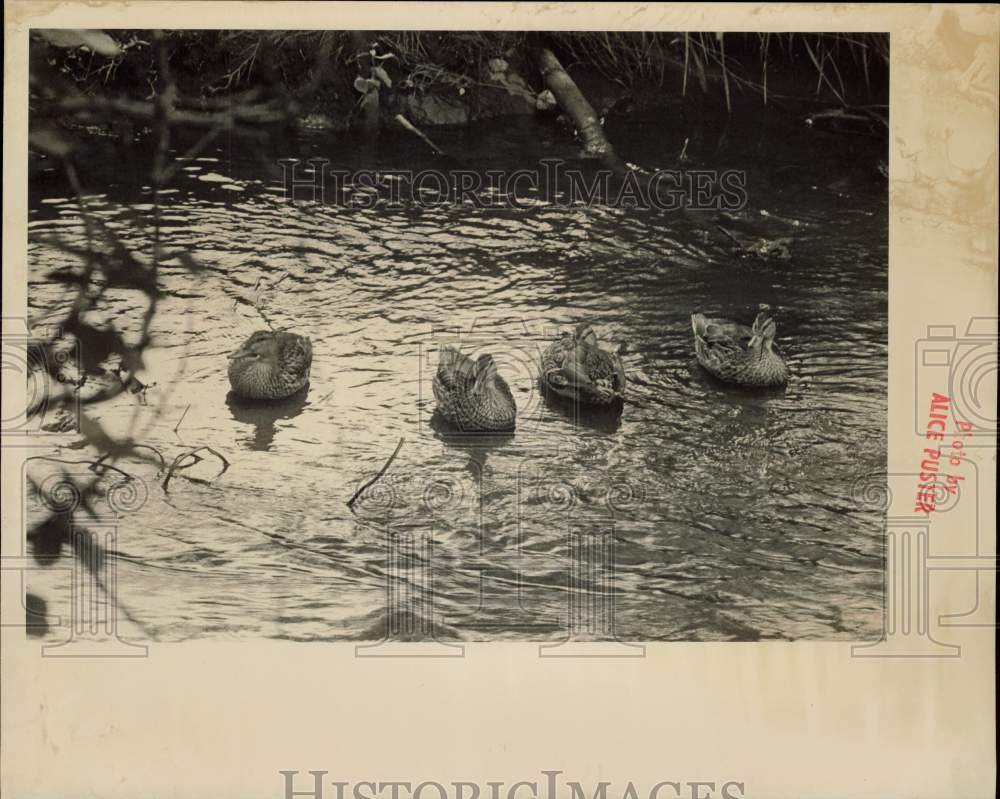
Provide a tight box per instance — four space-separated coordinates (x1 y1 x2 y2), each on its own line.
26 102 887 641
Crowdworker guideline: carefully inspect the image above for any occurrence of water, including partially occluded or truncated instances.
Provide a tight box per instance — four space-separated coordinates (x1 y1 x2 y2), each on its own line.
26 102 887 641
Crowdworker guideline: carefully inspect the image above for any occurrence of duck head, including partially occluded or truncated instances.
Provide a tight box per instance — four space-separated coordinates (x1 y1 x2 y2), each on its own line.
573 322 599 348
228 332 281 369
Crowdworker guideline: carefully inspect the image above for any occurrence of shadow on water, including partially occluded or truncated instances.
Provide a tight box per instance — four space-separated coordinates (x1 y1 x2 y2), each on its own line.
24 592 50 638
226 386 311 450
686 357 790 398
540 384 624 434
429 411 516 475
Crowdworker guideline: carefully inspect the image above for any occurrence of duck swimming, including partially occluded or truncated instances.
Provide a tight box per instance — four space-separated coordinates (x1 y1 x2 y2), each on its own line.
227 330 313 400
691 307 789 387
432 346 516 432
540 322 625 405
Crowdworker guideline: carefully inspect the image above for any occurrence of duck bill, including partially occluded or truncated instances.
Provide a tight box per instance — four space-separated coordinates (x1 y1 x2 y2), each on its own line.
227 346 253 361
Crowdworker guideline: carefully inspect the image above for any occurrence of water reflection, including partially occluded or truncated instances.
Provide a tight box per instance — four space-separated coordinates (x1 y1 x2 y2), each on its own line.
430 414 516 474
540 387 625 434
226 386 310 450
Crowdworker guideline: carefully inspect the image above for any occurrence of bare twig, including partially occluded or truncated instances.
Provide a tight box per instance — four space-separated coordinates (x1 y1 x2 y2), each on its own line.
53 95 289 132
27 455 135 483
162 446 231 493
129 444 167 470
159 124 226 185
715 224 743 247
254 304 276 331
346 437 405 511
173 404 191 434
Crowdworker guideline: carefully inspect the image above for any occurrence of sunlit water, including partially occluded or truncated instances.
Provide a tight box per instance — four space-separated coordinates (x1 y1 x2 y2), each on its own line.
26 103 887 641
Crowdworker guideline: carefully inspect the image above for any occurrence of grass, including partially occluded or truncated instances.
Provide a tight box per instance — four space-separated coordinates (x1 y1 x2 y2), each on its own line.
40 30 890 114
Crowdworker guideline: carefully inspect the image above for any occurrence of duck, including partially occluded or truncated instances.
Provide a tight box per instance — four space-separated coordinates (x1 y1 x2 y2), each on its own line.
432 346 516 432
540 322 626 405
227 330 313 400
691 306 789 387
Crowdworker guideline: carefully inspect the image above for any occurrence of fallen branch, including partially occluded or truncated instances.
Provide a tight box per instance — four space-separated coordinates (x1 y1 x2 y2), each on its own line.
678 136 690 163
173 404 191 434
715 224 743 247
534 46 627 175
162 446 230 493
27 455 135 483
93 449 164 478
716 224 793 261
804 106 887 136
231 291 276 331
347 437 405 511
52 94 289 132
129 444 167 471
394 114 445 156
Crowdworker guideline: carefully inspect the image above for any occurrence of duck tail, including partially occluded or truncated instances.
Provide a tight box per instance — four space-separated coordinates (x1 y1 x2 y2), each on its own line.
691 313 708 339
751 309 777 341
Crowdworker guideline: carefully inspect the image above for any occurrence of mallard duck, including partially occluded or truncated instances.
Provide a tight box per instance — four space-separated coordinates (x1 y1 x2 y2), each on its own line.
691 307 789 387
540 323 625 404
432 346 516 432
227 330 312 400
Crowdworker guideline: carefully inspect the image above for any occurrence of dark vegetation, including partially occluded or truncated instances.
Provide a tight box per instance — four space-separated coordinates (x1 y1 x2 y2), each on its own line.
39 30 889 134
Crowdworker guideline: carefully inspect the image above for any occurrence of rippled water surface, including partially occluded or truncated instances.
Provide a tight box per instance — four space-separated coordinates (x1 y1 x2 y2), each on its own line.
27 104 887 641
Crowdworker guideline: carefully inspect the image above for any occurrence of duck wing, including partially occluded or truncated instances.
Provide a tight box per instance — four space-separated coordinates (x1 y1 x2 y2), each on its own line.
490 372 516 407
584 346 623 381
694 315 752 344
611 350 627 394
692 315 748 377
276 333 313 380
435 346 476 393
540 334 575 386
541 334 573 365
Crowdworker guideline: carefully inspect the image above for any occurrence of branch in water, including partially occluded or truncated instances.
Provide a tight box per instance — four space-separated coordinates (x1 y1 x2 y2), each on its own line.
394 114 445 156
27 455 136 483
347 437 405 512
173 404 191 434
715 223 743 247
162 446 231 492
534 45 627 175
